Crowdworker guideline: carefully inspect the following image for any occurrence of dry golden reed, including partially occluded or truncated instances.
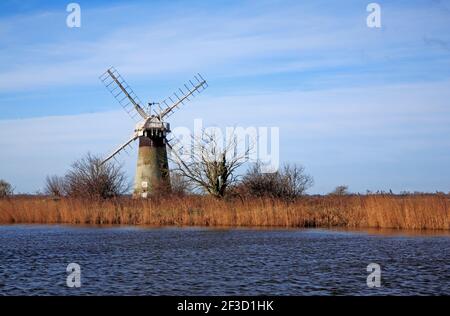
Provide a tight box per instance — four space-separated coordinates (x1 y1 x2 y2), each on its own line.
0 195 448 230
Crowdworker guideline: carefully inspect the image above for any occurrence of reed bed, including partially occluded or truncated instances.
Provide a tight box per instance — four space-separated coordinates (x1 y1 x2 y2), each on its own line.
0 195 448 230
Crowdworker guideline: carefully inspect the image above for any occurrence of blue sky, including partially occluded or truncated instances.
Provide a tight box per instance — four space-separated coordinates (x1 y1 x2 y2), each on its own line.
0 0 450 194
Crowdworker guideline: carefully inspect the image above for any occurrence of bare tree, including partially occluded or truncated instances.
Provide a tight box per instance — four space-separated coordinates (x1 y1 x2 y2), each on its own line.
169 130 249 198
45 153 130 199
279 164 314 198
237 162 313 200
0 179 14 198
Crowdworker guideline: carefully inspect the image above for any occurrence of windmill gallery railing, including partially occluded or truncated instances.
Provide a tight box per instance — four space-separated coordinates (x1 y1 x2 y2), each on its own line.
143 121 170 131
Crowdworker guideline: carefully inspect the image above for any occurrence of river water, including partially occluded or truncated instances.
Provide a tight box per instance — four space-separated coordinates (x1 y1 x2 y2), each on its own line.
0 225 448 295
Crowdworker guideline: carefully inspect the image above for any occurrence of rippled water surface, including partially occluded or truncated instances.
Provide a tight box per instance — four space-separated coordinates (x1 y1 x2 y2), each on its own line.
0 225 449 295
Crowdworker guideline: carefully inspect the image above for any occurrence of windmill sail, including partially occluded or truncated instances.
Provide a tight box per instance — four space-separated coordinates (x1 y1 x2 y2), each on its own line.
100 67 148 121
101 133 138 165
156 74 208 119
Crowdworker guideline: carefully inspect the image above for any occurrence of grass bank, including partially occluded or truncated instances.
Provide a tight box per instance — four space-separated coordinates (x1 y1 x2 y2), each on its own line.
0 195 448 230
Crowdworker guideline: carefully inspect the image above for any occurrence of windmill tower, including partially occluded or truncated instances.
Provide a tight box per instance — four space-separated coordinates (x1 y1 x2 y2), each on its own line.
99 67 208 197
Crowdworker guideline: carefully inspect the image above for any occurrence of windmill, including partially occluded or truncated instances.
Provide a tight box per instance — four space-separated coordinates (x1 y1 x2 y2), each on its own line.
99 67 208 198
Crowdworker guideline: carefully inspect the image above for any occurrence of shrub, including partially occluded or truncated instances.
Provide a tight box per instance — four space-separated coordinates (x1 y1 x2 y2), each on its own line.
330 185 350 196
44 153 130 199
44 175 66 197
0 179 14 198
236 163 313 200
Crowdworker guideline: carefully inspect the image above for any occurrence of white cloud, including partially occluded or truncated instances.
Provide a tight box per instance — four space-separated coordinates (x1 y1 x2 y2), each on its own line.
1 1 449 91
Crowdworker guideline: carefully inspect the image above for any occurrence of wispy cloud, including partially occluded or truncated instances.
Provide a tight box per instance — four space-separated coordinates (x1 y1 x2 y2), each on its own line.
1 1 449 92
